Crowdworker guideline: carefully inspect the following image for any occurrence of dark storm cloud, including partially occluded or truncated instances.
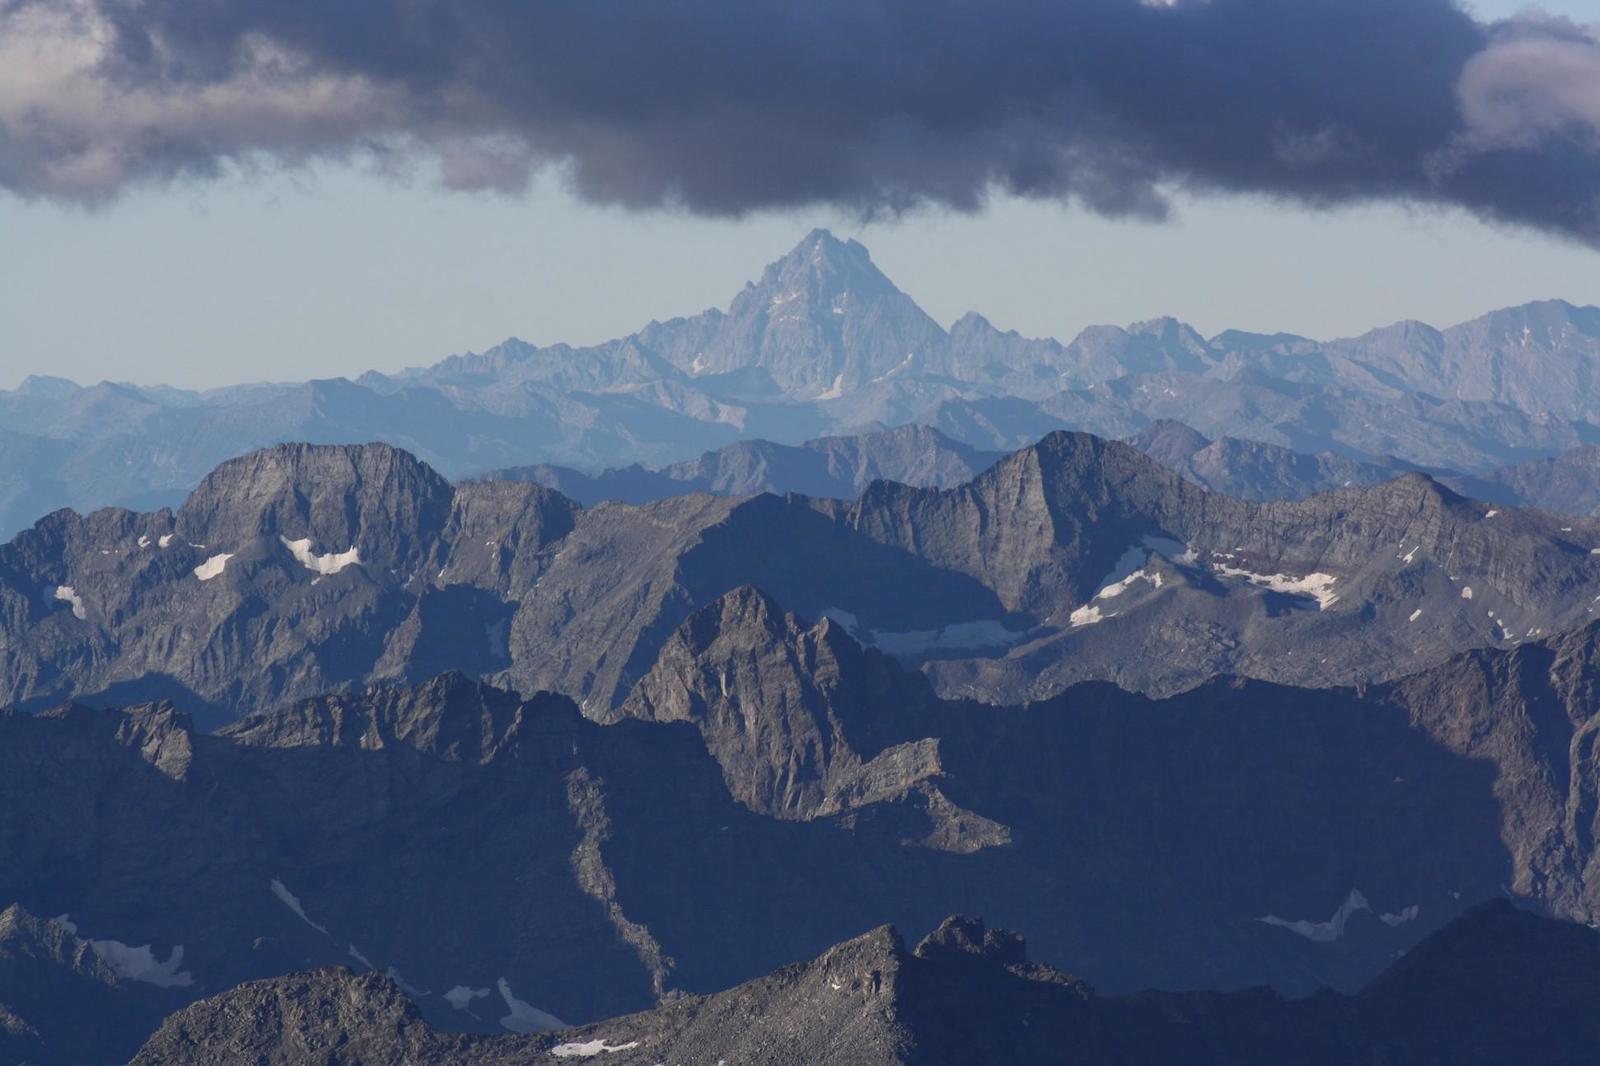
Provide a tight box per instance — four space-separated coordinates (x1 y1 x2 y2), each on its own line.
4 0 1598 241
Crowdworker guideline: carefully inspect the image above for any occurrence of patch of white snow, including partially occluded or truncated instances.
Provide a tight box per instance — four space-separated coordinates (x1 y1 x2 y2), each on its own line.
386 966 427 996
820 607 861 631
269 879 329 936
1258 888 1369 942
1213 564 1339 609
54 586 86 620
446 985 491 1011
551 1040 642 1058
158 534 174 548
193 553 234 581
497 977 568 1033
1379 905 1420 927
1068 604 1104 628
88 939 195 987
281 536 360 576
1409 609 1423 622
869 619 1030 655
1141 535 1197 565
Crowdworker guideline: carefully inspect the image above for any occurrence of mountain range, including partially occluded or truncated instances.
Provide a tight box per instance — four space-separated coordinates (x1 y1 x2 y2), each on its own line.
497 418 1600 518
8 433 1600 725
9 229 1600 1064
3 229 1599 539
9 558 1600 1058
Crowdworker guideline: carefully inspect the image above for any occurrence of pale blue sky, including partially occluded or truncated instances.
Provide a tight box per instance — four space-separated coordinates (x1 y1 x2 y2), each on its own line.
1 0 1594 391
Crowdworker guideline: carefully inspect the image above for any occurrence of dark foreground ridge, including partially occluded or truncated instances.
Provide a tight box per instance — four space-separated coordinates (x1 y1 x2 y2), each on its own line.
129 902 1600 1066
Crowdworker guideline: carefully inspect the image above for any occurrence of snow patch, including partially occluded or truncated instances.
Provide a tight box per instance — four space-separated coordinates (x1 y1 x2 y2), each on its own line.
158 533 174 547
1379 905 1420 927
1408 609 1423 622
870 352 916 383
497 977 567 1033
54 585 86 620
270 879 329 936
1093 566 1161 602
1141 535 1197 565
446 985 491 1011
1213 564 1339 609
1484 509 1500 518
281 536 361 576
822 609 1031 655
485 618 508 657
1068 604 1104 628
815 374 846 401
551 1040 642 1058
820 607 861 630
193 553 234 581
88 939 195 988
869 620 1029 655
1399 546 1418 565
1259 888 1369 942
137 535 150 548
1460 586 1474 600
386 966 427 997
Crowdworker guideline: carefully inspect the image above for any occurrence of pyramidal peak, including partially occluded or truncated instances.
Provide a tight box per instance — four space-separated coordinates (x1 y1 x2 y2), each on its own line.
742 228 901 308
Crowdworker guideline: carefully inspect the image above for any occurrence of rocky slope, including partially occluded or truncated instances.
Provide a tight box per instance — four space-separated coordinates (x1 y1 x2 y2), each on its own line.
13 596 1600 1058
0 903 185 1065
624 586 1600 935
828 431 1600 700
132 903 1600 1066
6 433 1600 722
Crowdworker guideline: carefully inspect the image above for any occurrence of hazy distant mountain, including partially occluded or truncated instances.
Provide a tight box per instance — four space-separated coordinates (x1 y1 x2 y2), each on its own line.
1473 445 1600 517
1119 421 1600 520
2 229 1598 538
491 424 1006 505
1122 419 1422 500
131 903 1600 1066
